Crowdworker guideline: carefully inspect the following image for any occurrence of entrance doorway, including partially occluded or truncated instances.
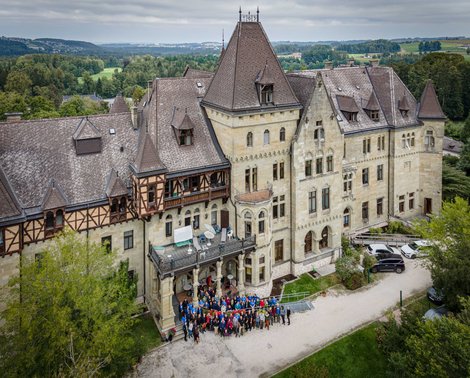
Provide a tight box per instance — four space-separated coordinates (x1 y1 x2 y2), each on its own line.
424 198 432 214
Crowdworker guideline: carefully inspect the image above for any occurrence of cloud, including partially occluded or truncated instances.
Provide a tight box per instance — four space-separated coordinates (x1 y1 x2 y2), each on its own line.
0 0 468 42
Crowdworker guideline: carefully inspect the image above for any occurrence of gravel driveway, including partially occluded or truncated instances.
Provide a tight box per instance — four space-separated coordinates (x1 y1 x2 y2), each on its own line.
132 260 431 378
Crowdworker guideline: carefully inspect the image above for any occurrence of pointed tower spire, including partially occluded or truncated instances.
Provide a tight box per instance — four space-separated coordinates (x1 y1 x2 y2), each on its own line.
418 80 446 119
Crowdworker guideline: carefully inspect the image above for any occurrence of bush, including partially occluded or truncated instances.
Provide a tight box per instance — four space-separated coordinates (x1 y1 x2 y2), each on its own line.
345 272 365 290
369 227 383 235
336 255 364 290
386 221 414 235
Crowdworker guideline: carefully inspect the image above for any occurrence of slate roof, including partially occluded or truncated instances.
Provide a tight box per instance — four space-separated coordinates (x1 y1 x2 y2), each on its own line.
367 66 418 128
418 80 446 119
144 76 228 174
0 166 22 221
171 108 195 130
364 92 380 111
0 113 138 214
105 169 129 198
109 94 129 114
286 74 316 112
336 95 360 113
202 21 300 113
443 136 463 154
292 65 423 133
182 67 214 79
72 117 101 140
132 133 166 175
41 180 68 211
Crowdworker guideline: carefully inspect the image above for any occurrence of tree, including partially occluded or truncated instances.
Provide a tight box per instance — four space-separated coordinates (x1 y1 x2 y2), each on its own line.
0 230 140 377
414 197 470 310
0 91 28 120
442 162 470 201
131 85 146 105
4 70 32 95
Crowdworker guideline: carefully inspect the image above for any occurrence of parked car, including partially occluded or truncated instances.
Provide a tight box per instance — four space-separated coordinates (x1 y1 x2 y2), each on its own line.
367 244 395 256
370 255 405 274
427 286 445 305
401 240 431 259
423 306 449 321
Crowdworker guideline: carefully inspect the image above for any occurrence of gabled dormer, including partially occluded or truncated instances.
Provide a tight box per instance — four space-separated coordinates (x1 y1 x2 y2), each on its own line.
72 117 102 155
256 63 274 105
41 180 67 238
171 107 195 146
398 94 410 118
105 169 128 223
337 95 359 122
363 92 380 122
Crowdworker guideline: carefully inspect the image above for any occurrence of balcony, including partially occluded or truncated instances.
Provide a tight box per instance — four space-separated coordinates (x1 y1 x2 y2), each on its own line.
149 234 256 277
163 185 229 210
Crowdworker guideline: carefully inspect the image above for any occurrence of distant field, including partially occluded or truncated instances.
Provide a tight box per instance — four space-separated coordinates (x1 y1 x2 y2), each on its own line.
400 39 470 56
78 67 122 83
348 53 382 63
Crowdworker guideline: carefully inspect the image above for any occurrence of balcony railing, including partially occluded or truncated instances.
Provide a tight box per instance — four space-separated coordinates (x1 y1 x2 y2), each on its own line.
149 235 256 277
163 185 228 210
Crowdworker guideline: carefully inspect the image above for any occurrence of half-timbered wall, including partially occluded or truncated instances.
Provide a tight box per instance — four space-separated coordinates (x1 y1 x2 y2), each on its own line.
133 174 165 218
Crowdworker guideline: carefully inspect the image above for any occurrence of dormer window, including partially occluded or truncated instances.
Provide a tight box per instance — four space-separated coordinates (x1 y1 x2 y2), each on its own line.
369 110 379 121
337 95 359 123
256 62 275 106
400 109 409 118
179 129 193 146
171 107 195 146
398 94 410 118
260 84 273 105
110 196 127 223
72 118 102 155
44 209 64 237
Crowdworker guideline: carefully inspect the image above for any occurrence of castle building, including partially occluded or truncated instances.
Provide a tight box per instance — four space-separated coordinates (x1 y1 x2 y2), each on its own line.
0 12 446 331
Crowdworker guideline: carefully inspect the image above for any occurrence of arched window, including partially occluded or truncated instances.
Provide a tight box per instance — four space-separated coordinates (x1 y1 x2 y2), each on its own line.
280 127 286 142
343 208 350 228
193 208 200 229
244 212 252 238
304 231 313 255
45 211 54 230
184 210 191 227
320 226 329 249
258 211 265 234
264 130 270 145
247 132 253 147
411 132 415 147
165 215 172 237
56 209 64 227
407 133 411 147
425 130 435 150
402 134 406 148
211 204 218 226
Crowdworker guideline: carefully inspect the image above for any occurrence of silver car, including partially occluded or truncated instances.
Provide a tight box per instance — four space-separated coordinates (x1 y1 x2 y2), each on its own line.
401 240 431 259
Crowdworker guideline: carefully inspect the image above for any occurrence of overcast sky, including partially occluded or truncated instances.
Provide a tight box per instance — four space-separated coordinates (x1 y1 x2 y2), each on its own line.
0 0 468 43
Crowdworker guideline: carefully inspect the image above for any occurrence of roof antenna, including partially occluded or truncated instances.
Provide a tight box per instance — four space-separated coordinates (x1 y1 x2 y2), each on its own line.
239 6 242 22
257 6 259 22
222 29 225 49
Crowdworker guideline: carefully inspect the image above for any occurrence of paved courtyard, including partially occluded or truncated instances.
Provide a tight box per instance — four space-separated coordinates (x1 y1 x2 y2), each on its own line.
132 260 431 378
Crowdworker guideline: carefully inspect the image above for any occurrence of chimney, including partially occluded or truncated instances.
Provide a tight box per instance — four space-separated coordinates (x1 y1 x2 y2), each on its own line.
324 61 333 70
5 112 23 122
369 59 379 67
348 58 355 67
130 106 142 129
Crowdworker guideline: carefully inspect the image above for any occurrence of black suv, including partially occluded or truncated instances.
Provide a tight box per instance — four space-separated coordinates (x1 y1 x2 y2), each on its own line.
370 254 405 274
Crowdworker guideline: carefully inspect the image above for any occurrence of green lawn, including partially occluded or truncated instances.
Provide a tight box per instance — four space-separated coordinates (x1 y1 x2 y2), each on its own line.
131 313 161 355
400 42 420 53
78 67 122 84
274 323 387 378
281 273 340 303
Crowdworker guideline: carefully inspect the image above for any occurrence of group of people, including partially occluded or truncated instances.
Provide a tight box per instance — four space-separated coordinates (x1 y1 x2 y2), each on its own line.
179 287 292 343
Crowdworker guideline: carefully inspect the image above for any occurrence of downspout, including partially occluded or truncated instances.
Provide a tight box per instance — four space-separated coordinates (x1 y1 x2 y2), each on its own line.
142 218 146 301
